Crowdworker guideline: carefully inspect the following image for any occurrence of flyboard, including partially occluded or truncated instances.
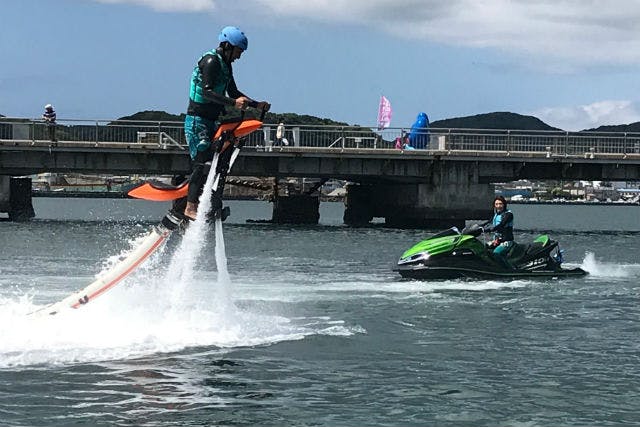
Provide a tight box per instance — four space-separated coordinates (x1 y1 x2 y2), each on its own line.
31 109 265 317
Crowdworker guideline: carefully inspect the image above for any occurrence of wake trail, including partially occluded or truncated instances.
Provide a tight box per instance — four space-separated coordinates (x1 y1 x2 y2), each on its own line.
581 252 640 278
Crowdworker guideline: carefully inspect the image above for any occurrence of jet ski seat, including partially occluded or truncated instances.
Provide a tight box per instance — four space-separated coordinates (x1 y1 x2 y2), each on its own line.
505 242 526 262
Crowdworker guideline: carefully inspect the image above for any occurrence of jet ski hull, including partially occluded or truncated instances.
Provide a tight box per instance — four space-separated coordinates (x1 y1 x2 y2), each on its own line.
396 225 588 281
396 264 587 280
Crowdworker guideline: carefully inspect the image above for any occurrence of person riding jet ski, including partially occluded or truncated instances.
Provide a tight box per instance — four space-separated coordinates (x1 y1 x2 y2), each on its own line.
396 195 587 280
481 195 515 269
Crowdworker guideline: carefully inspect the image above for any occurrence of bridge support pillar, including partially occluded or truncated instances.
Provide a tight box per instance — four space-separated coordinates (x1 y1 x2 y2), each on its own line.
272 194 320 224
0 176 10 217
343 185 374 226
344 163 494 228
0 176 35 221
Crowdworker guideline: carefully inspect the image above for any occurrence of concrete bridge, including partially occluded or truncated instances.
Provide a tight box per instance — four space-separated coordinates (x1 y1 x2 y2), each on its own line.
1 117 639 225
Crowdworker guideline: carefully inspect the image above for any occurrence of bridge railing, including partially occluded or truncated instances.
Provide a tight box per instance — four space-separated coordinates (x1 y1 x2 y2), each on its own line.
0 118 187 149
1 117 640 156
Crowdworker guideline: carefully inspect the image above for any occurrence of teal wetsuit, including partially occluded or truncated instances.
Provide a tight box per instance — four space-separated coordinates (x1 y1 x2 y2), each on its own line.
184 48 247 205
185 49 231 159
483 209 514 268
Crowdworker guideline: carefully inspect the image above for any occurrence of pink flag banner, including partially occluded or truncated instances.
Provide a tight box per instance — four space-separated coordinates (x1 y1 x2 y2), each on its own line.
377 95 392 131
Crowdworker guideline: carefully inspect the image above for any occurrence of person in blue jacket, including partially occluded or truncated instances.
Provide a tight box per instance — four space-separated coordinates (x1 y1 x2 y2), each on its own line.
183 26 270 220
408 112 429 149
482 195 515 269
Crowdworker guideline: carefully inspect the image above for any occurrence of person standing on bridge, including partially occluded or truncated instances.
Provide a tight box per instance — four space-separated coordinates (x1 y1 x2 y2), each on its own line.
42 104 57 143
481 195 515 269
274 120 285 146
182 26 270 220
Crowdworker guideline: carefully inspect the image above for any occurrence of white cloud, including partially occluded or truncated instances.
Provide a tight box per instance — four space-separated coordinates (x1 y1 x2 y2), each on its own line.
532 100 640 131
93 0 214 12
252 0 640 67
90 0 640 67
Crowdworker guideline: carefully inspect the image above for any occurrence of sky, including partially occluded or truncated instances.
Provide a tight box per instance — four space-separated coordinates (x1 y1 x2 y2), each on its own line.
2 0 640 131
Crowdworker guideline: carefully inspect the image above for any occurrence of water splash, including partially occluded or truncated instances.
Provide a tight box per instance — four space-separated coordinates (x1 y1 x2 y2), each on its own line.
212 217 232 317
580 252 638 278
0 242 357 368
0 153 359 367
164 153 220 306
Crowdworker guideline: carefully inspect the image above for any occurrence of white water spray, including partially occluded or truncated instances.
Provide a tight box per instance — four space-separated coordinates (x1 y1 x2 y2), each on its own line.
164 153 220 307
212 217 232 315
0 150 360 367
580 252 638 278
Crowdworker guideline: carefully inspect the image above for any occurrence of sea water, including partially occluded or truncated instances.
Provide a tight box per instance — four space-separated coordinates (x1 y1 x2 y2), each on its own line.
0 202 639 426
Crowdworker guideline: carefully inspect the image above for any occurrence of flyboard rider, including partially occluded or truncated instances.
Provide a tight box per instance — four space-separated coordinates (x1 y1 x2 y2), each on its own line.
481 195 515 269
180 25 270 220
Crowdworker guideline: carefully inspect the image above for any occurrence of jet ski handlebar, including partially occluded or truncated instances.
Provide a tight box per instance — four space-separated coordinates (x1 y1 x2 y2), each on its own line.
461 223 483 237
247 100 269 121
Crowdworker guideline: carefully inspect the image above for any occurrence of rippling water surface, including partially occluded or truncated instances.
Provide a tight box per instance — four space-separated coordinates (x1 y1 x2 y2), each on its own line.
1 200 639 426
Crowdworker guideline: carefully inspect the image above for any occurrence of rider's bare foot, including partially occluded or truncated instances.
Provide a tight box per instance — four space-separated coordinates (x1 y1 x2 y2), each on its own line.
184 201 198 220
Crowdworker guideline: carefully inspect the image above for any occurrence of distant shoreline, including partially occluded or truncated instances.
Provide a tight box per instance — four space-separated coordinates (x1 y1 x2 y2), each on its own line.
31 190 639 206
509 200 639 206
31 190 258 201
32 190 129 198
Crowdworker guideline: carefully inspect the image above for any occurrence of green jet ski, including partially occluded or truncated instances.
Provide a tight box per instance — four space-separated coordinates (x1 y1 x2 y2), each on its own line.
396 224 587 280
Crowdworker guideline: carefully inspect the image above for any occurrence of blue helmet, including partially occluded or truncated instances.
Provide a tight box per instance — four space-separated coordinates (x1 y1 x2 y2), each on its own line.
218 26 248 51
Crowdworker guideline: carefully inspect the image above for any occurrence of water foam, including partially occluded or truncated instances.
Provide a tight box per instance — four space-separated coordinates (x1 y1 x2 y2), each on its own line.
0 157 356 368
0 255 352 368
580 252 639 278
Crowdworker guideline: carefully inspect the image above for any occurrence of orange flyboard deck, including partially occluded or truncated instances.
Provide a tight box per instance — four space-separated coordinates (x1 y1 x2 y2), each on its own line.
128 119 262 202
128 182 189 201
214 119 262 139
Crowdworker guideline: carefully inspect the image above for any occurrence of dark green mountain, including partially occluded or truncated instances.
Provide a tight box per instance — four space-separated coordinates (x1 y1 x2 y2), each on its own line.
115 110 555 131
430 112 561 131
4 109 639 133
583 122 640 132
115 110 349 127
265 112 348 126
117 110 185 122
112 109 349 126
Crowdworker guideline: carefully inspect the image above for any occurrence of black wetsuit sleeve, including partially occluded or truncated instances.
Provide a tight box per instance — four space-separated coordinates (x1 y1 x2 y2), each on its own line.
199 55 235 106
226 76 247 100
484 211 513 233
226 75 260 108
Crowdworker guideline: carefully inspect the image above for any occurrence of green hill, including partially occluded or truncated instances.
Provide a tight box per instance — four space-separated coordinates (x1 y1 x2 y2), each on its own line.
430 112 560 131
117 110 185 122
265 112 348 126
115 110 349 126
583 122 640 132
5 109 640 133
107 110 558 131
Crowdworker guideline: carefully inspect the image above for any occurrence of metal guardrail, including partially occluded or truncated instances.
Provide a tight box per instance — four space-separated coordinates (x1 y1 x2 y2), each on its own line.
0 118 188 149
1 117 640 157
